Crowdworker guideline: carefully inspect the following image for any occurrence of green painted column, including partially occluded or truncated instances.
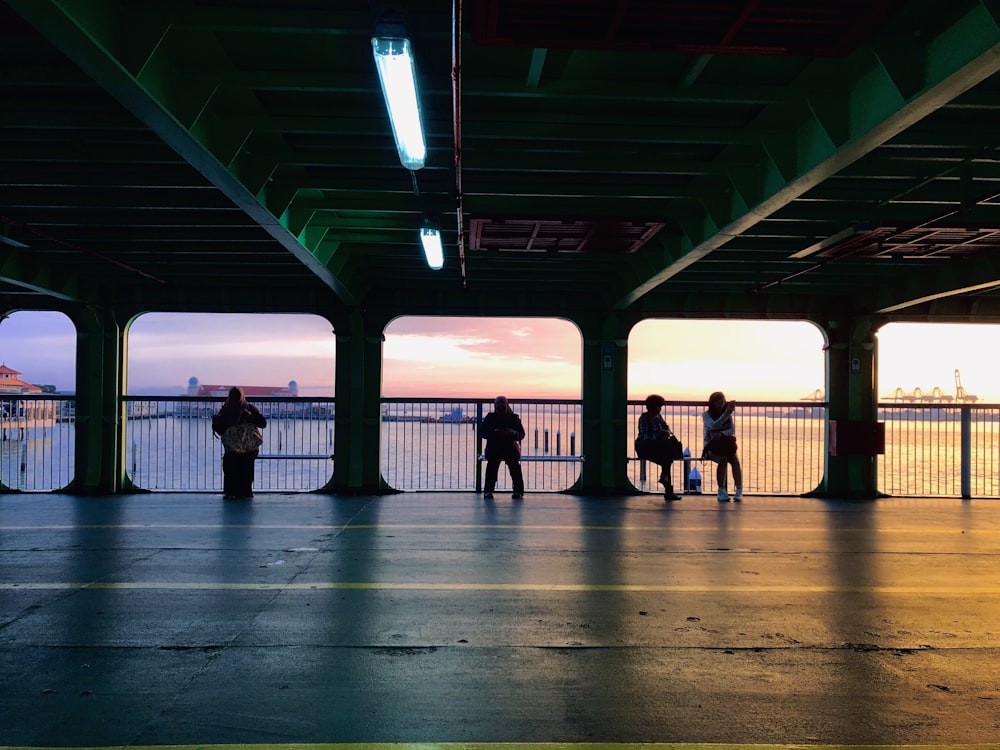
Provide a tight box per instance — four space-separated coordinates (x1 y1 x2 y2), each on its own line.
819 315 882 499
332 308 386 494
577 313 634 495
69 305 126 494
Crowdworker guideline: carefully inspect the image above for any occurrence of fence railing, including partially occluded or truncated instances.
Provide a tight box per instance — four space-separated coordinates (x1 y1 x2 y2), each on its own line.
3 394 1000 497
626 401 827 497
0 395 75 492
879 404 1000 498
380 398 583 492
124 397 336 492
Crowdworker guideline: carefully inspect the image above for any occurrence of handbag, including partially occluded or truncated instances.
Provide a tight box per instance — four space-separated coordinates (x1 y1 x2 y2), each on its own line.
665 433 684 460
221 418 263 454
635 435 684 462
704 434 737 458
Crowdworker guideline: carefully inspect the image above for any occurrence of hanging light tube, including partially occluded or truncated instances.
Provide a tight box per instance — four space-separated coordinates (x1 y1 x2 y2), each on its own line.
420 222 444 270
372 30 426 170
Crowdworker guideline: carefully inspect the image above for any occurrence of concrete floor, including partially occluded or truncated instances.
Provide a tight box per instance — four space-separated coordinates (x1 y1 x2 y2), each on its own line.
1 490 999 749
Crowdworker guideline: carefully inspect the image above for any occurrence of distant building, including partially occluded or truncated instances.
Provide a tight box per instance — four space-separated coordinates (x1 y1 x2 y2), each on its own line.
184 376 299 398
0 364 43 395
0 365 55 429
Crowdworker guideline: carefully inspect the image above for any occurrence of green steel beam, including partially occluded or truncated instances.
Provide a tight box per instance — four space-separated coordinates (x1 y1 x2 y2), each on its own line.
0 248 85 302
873 249 1000 313
611 2 1000 310
6 0 359 307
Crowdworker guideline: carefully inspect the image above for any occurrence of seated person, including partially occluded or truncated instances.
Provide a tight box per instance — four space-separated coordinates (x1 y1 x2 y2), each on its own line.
635 394 682 500
703 391 743 502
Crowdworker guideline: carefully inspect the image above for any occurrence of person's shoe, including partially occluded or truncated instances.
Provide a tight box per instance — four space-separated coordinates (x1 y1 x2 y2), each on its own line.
717 488 730 502
223 494 236 500
665 492 682 501
512 492 524 499
483 492 494 499
734 487 743 501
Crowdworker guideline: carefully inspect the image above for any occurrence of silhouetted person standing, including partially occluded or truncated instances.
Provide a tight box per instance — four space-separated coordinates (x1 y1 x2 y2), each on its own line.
480 395 525 499
212 386 266 499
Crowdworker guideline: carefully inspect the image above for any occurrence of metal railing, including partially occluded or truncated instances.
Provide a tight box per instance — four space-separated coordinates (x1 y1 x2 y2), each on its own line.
0 395 75 491
384 399 824 495
626 400 826 496
4 394 1000 497
380 398 583 492
124 397 335 492
879 403 1000 497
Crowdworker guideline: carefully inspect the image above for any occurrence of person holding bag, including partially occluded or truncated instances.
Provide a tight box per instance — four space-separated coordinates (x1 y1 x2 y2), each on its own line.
703 391 742 502
635 394 683 500
212 386 266 500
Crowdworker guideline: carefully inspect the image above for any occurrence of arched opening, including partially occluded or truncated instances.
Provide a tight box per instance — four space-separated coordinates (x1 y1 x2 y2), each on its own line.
877 322 1000 497
381 316 582 491
0 310 75 491
125 313 336 492
627 319 825 497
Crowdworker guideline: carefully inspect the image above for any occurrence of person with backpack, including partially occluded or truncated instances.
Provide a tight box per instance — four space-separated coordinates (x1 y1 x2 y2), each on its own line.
212 386 267 499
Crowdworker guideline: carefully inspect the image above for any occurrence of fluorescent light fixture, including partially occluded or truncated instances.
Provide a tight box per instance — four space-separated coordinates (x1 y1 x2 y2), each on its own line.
372 33 426 170
420 223 444 270
0 235 29 249
0 223 28 248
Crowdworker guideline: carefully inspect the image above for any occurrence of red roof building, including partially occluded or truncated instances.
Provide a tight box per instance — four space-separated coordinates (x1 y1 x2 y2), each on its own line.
0 364 43 395
184 377 298 398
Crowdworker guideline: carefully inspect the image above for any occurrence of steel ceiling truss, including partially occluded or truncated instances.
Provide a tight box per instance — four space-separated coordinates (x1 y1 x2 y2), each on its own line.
3 1 1000 321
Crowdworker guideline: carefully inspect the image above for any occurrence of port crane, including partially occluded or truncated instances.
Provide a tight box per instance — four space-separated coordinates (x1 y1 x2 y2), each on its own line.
881 369 978 403
955 369 978 403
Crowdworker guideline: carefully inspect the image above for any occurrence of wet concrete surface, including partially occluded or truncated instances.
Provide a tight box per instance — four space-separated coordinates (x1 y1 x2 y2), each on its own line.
1 491 999 746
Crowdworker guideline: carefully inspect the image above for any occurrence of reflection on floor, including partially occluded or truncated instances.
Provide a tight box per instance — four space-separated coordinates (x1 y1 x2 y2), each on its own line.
2 491 999 747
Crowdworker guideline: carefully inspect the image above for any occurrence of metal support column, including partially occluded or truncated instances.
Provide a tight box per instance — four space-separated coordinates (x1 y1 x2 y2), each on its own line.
69 305 126 494
961 405 972 499
576 312 634 495
332 307 387 494
819 315 882 499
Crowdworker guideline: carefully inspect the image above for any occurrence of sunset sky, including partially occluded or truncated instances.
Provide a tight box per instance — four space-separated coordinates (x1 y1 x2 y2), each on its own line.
2 310 999 403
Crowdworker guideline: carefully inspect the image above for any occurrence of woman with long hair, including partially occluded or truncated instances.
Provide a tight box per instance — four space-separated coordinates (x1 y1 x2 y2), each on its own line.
211 386 267 500
703 391 742 502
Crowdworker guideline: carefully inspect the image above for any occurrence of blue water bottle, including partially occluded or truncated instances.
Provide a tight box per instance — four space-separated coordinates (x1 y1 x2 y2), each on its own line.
688 465 702 494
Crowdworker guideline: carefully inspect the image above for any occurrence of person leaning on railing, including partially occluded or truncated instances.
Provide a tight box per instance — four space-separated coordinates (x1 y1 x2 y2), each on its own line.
481 395 526 500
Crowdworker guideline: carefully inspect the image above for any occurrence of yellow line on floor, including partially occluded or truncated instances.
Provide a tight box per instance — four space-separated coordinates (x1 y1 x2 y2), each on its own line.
3 742 1000 750
346 524 1000 534
3 581 1000 594
2 523 997 534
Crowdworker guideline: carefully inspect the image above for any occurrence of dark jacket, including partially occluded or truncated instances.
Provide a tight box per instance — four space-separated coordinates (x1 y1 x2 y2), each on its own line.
481 409 525 460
